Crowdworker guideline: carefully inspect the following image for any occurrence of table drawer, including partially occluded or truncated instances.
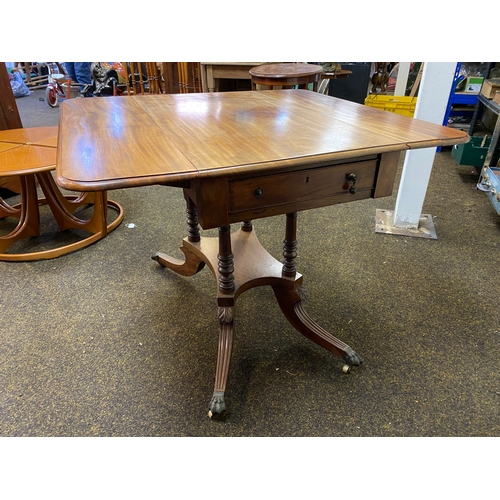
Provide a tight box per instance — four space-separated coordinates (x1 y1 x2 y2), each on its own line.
228 159 378 213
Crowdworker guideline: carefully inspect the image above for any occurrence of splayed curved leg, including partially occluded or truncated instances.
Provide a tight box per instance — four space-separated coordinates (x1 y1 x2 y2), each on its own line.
152 194 206 276
273 285 363 367
0 173 40 254
152 246 205 276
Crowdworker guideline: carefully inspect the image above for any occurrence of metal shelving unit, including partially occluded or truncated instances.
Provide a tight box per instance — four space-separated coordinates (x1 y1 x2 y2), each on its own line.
438 63 494 152
443 62 495 130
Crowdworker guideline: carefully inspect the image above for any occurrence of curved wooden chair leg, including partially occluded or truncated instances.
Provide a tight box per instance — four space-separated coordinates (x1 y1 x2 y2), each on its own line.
0 196 21 218
0 173 40 253
36 171 106 232
0 173 124 261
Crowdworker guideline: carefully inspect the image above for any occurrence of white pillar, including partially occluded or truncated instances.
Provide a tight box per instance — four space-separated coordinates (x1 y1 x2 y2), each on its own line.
394 62 411 96
392 62 457 230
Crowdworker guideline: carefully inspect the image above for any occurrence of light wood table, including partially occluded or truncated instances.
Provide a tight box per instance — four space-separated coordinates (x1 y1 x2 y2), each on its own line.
0 126 123 261
56 90 468 417
201 62 266 92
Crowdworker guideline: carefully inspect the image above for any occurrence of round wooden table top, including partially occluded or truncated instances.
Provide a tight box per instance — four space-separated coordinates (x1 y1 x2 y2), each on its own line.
249 63 323 79
0 126 58 176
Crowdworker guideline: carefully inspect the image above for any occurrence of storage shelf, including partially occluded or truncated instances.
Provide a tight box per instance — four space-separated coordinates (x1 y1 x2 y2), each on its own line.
452 92 479 106
439 63 495 153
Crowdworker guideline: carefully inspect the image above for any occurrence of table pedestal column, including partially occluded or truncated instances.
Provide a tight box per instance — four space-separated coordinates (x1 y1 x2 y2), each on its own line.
152 209 363 418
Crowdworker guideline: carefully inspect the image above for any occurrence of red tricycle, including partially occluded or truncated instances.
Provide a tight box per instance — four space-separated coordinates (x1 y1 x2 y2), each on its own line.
44 62 81 108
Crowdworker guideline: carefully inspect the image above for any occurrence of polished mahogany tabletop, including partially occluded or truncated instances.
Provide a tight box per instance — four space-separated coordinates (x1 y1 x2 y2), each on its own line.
248 63 324 79
56 90 468 192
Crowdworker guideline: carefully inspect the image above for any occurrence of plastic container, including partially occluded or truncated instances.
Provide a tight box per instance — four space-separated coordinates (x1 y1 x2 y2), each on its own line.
451 136 491 167
364 95 417 117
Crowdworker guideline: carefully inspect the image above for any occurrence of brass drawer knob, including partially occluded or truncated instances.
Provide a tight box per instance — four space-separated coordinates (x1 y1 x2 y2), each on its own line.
346 172 357 194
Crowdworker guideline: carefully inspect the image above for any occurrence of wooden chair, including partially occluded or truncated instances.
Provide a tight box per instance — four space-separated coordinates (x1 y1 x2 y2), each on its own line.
177 63 202 93
157 63 182 94
0 126 124 261
120 62 164 95
118 63 202 96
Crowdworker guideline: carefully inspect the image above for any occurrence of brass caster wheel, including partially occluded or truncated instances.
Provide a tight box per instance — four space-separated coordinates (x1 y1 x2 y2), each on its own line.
342 364 352 374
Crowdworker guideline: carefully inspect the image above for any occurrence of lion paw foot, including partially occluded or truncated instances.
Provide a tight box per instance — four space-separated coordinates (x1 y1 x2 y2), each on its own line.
343 347 363 367
208 391 225 418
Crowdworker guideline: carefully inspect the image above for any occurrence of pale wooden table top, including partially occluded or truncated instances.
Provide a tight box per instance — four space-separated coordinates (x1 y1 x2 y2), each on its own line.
56 90 469 192
0 126 58 175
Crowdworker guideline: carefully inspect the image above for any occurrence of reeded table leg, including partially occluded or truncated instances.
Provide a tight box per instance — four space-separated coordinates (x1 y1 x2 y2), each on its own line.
273 285 363 369
208 225 236 417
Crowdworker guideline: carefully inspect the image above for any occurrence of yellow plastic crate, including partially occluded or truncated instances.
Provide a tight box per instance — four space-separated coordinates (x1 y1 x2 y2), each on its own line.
364 95 417 117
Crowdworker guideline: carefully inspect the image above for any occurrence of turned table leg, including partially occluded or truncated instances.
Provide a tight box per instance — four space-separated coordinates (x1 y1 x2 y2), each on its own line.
282 212 298 277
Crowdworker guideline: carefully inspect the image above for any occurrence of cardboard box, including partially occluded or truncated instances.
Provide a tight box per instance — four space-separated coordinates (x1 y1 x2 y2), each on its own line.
465 76 484 93
494 91 500 105
480 79 500 99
